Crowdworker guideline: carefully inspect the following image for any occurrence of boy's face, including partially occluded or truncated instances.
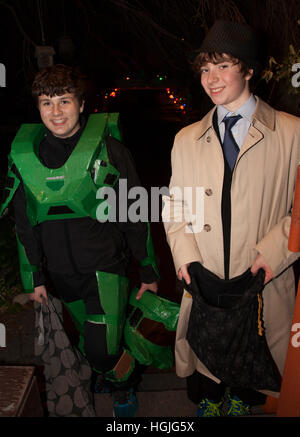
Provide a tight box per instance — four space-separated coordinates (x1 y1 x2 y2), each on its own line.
200 55 253 111
38 93 84 138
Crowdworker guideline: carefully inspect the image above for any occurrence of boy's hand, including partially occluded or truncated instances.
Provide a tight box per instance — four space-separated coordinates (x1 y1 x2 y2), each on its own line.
30 285 48 305
136 281 158 300
251 253 274 284
178 263 191 285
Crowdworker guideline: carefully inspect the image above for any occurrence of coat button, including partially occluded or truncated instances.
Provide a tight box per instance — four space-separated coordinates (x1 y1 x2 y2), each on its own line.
205 188 213 196
204 224 211 232
206 136 211 142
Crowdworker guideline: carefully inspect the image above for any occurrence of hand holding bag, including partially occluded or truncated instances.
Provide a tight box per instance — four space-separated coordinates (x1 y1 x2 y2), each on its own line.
185 262 281 392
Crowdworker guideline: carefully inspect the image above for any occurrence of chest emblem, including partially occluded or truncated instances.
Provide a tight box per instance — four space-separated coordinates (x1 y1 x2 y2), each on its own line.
45 175 65 191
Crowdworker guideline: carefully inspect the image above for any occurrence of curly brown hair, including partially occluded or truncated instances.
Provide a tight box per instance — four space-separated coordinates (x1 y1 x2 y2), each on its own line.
192 52 252 78
32 64 87 105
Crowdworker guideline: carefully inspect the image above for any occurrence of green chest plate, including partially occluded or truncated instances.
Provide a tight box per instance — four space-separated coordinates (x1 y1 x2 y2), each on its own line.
10 113 120 226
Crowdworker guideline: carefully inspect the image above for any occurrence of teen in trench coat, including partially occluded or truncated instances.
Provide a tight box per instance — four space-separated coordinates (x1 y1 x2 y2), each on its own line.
162 97 300 396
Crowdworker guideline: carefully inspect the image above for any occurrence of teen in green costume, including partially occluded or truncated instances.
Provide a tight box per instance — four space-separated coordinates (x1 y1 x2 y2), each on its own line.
1 64 160 417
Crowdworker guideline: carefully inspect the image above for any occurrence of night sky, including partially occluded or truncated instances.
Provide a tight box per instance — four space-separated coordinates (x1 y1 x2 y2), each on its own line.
1 0 299 124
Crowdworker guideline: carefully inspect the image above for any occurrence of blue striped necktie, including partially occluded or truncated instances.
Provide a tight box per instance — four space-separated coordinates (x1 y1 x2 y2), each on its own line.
222 115 242 170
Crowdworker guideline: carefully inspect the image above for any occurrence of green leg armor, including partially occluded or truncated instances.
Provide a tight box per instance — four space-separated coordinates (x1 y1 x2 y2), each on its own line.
94 271 129 356
62 271 135 383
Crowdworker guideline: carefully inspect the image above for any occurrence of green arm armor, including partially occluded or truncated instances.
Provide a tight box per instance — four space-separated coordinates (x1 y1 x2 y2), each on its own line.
140 222 160 279
16 233 37 293
0 158 36 293
0 156 20 217
107 112 122 142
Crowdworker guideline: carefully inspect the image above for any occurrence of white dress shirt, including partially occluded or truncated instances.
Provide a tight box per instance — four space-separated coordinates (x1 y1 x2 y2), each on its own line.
217 94 257 149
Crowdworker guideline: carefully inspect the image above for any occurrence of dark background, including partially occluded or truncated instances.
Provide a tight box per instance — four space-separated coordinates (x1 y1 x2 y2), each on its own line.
0 0 299 299
0 0 299 169
0 0 299 162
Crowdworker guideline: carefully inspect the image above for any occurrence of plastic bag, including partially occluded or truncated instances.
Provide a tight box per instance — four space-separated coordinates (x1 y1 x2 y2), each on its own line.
34 294 96 417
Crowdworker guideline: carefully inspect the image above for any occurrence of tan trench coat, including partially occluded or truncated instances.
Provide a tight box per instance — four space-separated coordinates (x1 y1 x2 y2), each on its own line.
162 98 300 396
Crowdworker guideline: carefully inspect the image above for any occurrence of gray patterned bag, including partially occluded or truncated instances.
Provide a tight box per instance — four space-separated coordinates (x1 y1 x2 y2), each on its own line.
34 294 96 417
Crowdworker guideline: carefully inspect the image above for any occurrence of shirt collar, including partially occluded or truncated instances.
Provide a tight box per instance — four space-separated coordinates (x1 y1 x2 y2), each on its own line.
217 94 257 126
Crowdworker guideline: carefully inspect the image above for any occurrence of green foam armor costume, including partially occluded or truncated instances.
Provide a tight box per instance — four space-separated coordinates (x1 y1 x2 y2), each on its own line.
125 288 180 369
1 113 124 293
0 112 178 374
7 113 121 226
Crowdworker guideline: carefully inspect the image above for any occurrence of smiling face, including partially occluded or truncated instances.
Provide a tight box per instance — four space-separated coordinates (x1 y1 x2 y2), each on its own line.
200 55 253 112
38 93 84 138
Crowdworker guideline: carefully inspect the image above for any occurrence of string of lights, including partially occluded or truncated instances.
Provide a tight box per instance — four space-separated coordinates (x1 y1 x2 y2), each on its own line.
166 87 187 114
97 75 187 115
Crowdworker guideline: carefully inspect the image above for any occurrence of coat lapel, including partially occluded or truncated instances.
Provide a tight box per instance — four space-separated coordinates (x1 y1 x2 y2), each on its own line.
236 98 276 166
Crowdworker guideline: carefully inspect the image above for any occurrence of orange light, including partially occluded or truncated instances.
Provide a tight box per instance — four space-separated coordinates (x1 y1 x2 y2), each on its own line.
169 94 174 99
110 91 116 97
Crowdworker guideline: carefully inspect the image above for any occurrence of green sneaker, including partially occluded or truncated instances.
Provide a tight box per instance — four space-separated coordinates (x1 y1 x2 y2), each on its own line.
197 398 224 417
223 391 251 416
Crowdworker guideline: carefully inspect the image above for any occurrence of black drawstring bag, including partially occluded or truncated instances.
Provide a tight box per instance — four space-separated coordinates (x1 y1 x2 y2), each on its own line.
185 262 281 392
